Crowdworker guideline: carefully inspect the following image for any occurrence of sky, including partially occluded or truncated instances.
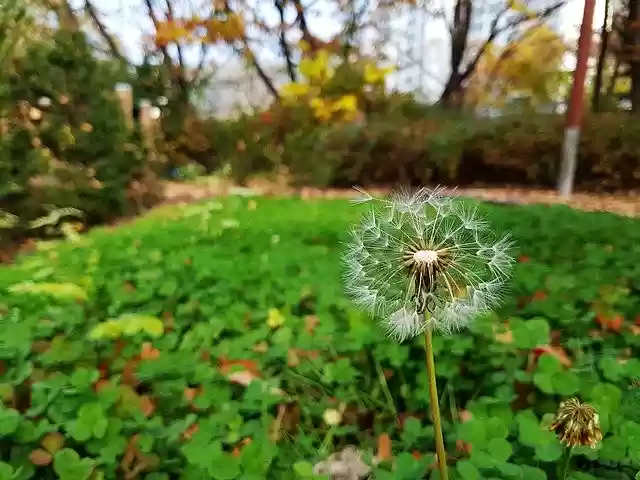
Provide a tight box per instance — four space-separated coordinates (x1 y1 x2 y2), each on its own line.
81 0 608 109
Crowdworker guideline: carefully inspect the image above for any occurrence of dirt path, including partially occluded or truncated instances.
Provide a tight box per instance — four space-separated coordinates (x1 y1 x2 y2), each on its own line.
162 181 639 218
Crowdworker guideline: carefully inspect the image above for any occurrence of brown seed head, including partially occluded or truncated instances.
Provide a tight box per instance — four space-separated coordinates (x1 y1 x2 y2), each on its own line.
549 398 603 449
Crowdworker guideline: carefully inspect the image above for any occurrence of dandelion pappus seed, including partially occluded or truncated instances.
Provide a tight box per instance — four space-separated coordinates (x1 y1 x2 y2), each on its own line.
343 186 515 342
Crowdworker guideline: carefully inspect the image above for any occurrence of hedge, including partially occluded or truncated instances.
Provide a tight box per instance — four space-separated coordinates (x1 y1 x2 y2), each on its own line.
206 110 640 193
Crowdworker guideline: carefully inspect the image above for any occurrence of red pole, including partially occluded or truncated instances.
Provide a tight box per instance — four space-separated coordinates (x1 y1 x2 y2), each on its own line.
557 0 597 198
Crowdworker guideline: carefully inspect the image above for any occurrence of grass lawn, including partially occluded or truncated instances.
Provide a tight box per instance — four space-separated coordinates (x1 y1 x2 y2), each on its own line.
1 195 640 479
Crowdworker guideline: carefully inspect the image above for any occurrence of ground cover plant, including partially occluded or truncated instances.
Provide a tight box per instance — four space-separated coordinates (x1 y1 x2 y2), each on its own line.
0 195 639 479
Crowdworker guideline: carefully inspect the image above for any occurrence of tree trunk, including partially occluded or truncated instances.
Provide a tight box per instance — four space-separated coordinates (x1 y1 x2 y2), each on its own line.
592 0 611 111
439 75 465 107
438 0 471 108
629 0 640 113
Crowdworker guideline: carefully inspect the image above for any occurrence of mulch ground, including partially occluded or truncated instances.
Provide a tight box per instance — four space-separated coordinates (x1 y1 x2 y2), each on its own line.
162 181 639 218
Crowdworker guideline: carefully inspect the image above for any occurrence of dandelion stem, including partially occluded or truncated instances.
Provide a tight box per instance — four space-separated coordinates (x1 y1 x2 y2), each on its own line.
558 446 573 480
423 316 448 480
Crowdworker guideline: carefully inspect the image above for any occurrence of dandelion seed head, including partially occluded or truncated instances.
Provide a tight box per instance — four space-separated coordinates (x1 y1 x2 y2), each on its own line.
343 186 514 341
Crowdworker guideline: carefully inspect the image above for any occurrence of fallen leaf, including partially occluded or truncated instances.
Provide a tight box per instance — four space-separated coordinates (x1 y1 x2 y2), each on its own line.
596 313 623 332
41 432 64 454
459 410 473 423
140 342 160 360
267 308 285 329
492 322 513 344
253 341 269 353
232 437 253 457
184 387 200 405
182 423 199 440
29 449 52 466
376 433 392 462
456 439 473 454
305 315 320 333
219 358 261 377
140 396 155 417
531 345 572 367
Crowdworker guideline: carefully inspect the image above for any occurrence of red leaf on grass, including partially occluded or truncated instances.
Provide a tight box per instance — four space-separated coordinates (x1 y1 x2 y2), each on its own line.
29 449 52 466
376 433 392 462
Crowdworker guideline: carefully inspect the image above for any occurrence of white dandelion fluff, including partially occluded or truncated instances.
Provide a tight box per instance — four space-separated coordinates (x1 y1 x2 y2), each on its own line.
343 186 514 342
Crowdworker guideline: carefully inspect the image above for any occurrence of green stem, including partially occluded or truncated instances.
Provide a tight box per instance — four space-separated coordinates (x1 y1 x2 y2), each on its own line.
373 356 397 417
557 446 573 480
423 314 448 480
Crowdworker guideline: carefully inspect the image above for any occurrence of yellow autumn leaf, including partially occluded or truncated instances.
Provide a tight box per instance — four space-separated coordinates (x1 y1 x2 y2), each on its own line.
267 308 285 329
280 82 311 101
332 94 358 113
88 320 123 341
8 282 87 302
119 314 165 338
510 0 533 15
299 50 333 84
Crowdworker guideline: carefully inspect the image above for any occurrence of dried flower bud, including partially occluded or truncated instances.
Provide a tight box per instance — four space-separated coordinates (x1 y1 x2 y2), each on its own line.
550 398 602 449
29 107 42 121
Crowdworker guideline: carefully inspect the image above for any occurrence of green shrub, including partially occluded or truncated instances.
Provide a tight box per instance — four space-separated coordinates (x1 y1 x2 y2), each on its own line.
0 30 161 242
0 197 639 478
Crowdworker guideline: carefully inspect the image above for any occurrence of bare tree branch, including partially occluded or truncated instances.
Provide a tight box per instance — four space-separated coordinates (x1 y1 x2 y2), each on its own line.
143 0 189 97
292 0 319 51
275 0 297 81
461 1 566 83
223 0 281 101
83 0 126 62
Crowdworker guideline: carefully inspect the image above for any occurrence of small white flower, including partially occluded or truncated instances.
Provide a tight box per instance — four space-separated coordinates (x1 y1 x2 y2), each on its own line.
323 408 343 426
343 186 514 341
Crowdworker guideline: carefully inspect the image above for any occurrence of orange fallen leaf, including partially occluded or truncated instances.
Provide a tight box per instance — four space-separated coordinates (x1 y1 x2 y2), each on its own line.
182 423 199 440
29 449 52 466
184 387 200 403
376 433 392 462
232 437 253 457
219 358 261 377
121 436 138 471
140 396 155 417
596 313 623 332
140 342 160 360
305 315 320 333
531 345 572 368
459 409 473 423
456 439 473 454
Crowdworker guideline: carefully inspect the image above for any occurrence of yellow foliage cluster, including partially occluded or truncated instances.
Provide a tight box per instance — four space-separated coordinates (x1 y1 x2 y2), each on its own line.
467 25 568 109
154 14 244 47
279 46 394 123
